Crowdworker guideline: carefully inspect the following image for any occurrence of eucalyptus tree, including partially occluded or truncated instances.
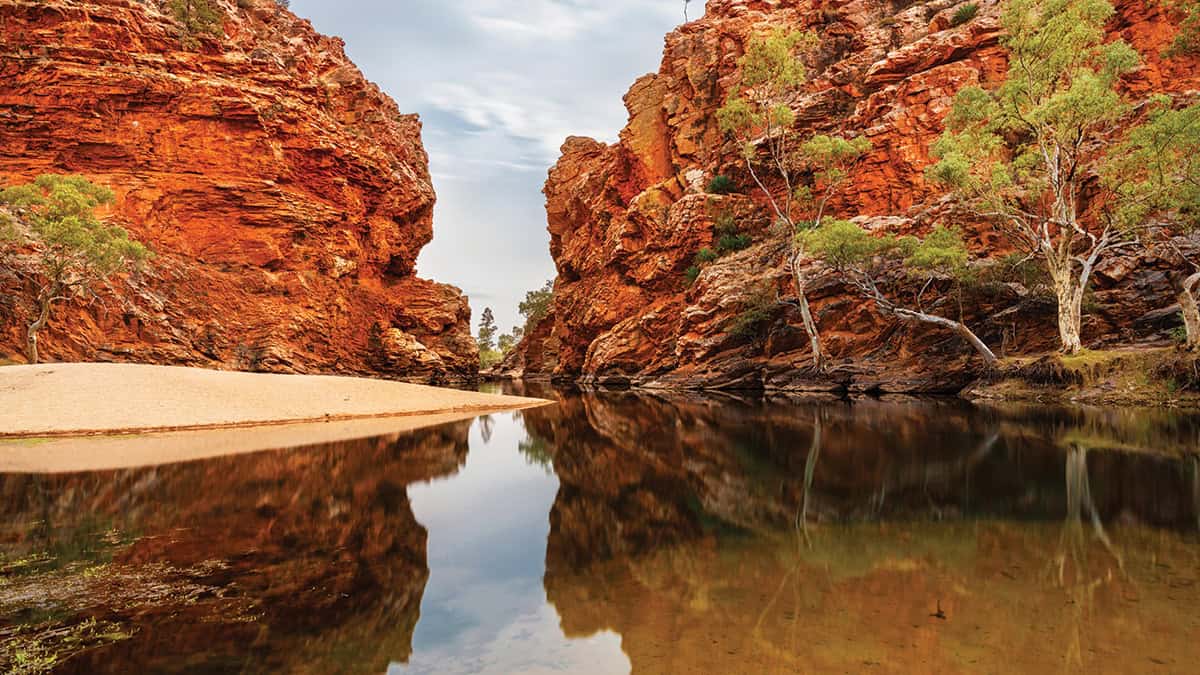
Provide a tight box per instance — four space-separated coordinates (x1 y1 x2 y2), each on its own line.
927 0 1145 354
801 221 998 364
1105 98 1200 349
0 175 150 364
717 29 870 370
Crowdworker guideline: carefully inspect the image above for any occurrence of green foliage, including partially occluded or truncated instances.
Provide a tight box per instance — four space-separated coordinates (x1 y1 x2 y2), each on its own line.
717 29 815 137
0 175 150 283
1167 0 1200 56
1171 322 1190 345
951 2 979 26
0 211 16 246
168 0 224 46
498 333 517 354
518 280 554 333
1104 96 1200 232
798 219 888 270
928 0 1140 201
717 233 753 253
479 348 503 369
964 252 1052 296
685 265 702 284
706 175 735 194
801 220 971 282
727 286 778 340
476 307 498 353
796 134 871 219
801 135 872 186
713 211 753 253
695 247 719 264
904 226 969 276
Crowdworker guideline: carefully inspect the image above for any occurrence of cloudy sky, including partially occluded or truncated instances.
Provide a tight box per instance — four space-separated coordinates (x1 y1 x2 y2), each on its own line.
290 0 706 334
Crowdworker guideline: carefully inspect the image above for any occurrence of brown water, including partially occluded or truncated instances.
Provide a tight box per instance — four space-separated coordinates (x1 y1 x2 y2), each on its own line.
2 384 1199 673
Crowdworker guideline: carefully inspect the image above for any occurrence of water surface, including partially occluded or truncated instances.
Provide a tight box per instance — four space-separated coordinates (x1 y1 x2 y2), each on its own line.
2 385 1199 673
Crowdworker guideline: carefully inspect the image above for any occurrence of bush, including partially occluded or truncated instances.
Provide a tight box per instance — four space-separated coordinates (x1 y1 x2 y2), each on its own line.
717 232 753 253
695 247 719 264
713 210 752 253
707 175 735 194
169 0 224 46
685 265 701 284
727 287 778 340
951 3 979 26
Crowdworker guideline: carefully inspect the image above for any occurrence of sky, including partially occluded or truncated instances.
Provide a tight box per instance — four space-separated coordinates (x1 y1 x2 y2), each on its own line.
289 0 706 334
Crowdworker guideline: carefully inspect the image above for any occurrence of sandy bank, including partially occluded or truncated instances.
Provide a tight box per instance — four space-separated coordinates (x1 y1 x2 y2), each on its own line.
1 363 549 438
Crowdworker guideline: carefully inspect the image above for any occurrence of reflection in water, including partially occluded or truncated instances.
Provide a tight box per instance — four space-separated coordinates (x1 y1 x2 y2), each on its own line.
1 385 1199 673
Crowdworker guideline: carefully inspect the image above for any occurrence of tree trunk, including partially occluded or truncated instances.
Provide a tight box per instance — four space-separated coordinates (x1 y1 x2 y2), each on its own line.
891 307 998 365
1054 279 1085 355
26 292 53 365
790 247 827 371
1177 272 1200 351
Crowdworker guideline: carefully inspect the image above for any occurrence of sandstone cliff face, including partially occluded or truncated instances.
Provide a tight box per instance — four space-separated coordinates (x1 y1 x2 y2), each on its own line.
506 0 1200 391
0 0 477 381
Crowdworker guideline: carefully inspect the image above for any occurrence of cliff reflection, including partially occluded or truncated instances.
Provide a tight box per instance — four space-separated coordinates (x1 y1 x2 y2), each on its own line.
517 385 1200 674
0 423 471 673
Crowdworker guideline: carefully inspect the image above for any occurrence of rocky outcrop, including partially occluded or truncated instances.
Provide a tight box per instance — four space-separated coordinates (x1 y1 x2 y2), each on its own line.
508 0 1200 391
0 0 477 381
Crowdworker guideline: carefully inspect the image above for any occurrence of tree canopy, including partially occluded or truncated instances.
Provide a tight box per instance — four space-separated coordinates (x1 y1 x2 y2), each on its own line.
519 280 554 333
927 0 1149 354
0 174 151 363
802 221 996 363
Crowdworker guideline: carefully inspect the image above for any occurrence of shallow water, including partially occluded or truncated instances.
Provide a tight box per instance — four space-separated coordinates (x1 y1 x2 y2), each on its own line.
2 384 1199 673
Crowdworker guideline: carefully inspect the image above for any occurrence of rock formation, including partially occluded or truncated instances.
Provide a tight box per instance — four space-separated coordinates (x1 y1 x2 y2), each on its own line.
0 0 477 381
504 0 1200 391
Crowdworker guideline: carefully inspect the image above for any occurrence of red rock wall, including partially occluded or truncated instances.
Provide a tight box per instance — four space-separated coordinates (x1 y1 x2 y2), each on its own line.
0 0 478 381
510 0 1200 390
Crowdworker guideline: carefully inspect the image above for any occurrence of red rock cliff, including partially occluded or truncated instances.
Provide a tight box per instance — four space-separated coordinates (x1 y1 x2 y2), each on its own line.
0 0 477 381
506 0 1200 391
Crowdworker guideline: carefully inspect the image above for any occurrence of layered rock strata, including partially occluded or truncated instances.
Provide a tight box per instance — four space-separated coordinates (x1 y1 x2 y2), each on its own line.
504 0 1200 391
0 0 477 381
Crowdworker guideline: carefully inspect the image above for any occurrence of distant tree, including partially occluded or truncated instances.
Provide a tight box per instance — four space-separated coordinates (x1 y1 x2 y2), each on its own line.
717 28 871 370
518 280 554 333
0 175 151 364
801 221 997 364
169 0 224 47
928 0 1150 354
476 307 498 352
1104 97 1200 349
498 333 517 354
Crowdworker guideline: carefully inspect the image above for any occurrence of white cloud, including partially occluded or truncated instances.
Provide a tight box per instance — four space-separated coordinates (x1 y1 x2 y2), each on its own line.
290 0 705 332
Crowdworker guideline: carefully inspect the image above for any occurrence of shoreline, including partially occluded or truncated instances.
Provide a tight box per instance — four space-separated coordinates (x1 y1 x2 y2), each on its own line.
2 363 550 439
487 347 1200 409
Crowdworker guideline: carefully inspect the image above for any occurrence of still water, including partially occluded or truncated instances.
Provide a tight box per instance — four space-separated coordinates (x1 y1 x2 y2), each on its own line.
2 384 1200 673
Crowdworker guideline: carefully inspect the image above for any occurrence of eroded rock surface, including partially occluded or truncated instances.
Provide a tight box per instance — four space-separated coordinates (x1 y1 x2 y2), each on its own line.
506 0 1200 391
0 0 477 381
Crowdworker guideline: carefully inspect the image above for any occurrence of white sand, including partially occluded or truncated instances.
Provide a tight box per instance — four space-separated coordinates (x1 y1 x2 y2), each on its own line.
1 363 548 437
